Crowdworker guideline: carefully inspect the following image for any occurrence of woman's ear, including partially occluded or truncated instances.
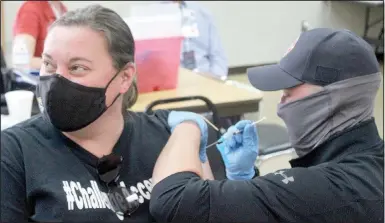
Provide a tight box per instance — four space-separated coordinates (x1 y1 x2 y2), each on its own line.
120 62 136 94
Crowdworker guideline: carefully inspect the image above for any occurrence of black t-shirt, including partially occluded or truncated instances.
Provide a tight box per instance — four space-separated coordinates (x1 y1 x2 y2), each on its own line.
1 110 171 222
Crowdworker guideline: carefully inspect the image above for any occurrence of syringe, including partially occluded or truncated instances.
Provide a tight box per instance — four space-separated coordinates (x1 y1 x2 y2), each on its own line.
205 117 266 149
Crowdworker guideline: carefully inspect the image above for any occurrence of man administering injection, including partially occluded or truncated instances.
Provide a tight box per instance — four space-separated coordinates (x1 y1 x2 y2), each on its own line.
149 28 384 223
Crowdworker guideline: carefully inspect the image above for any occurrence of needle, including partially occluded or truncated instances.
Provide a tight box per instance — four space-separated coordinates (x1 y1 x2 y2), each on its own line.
205 117 266 149
232 116 266 135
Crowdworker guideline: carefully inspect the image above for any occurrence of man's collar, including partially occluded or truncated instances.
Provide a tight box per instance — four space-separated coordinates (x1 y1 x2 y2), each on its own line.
290 118 383 167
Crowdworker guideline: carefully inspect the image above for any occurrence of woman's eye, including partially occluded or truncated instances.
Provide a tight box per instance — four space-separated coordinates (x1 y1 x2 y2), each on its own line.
70 65 87 72
43 61 55 72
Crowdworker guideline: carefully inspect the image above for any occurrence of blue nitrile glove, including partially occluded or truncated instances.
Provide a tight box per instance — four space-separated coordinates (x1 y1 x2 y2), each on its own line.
167 111 208 163
216 120 259 180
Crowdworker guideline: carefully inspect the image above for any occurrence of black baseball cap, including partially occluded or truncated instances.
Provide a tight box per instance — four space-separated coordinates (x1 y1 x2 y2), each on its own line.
247 28 381 91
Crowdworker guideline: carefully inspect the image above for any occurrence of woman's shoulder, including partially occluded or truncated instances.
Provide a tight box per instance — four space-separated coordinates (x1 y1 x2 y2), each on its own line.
125 110 171 135
5 113 51 130
121 110 171 162
1 114 56 148
1 114 56 167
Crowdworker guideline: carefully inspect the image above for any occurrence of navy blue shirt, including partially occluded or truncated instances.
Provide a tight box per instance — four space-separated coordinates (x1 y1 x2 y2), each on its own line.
1 110 170 222
179 1 228 77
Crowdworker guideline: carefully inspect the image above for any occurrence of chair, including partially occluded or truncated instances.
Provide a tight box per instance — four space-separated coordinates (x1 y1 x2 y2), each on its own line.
254 123 293 174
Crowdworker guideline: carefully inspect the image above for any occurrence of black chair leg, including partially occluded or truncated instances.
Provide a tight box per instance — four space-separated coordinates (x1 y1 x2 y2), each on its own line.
255 167 260 177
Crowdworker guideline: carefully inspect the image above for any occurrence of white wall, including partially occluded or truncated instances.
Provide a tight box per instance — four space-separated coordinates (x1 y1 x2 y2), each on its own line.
200 1 383 66
3 1 383 67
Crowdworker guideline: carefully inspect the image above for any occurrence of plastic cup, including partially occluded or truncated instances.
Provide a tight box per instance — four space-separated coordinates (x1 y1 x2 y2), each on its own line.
4 90 34 122
1 115 19 131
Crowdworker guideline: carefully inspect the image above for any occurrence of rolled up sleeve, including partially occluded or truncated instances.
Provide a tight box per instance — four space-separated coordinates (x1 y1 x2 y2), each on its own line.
13 2 40 38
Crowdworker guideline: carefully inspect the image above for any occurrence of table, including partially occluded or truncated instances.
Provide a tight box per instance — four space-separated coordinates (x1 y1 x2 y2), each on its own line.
131 68 264 117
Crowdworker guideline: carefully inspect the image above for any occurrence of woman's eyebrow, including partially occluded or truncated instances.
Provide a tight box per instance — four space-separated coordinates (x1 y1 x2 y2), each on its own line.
42 53 53 59
69 57 93 64
42 54 93 64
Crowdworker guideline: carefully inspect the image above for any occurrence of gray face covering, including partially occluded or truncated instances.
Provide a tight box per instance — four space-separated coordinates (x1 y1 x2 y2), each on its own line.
277 73 381 157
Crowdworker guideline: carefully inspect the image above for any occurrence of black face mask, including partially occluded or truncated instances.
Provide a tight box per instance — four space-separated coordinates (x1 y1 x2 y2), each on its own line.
36 72 120 132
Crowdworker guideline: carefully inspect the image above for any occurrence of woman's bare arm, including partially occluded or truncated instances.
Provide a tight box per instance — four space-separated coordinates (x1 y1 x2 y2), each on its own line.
152 122 204 185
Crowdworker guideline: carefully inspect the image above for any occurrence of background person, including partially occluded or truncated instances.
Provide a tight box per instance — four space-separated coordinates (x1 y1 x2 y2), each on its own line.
12 1 67 70
174 1 228 78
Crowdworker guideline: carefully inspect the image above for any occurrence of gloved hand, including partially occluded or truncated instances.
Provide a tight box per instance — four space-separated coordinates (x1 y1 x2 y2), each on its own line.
216 120 259 180
167 111 208 163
